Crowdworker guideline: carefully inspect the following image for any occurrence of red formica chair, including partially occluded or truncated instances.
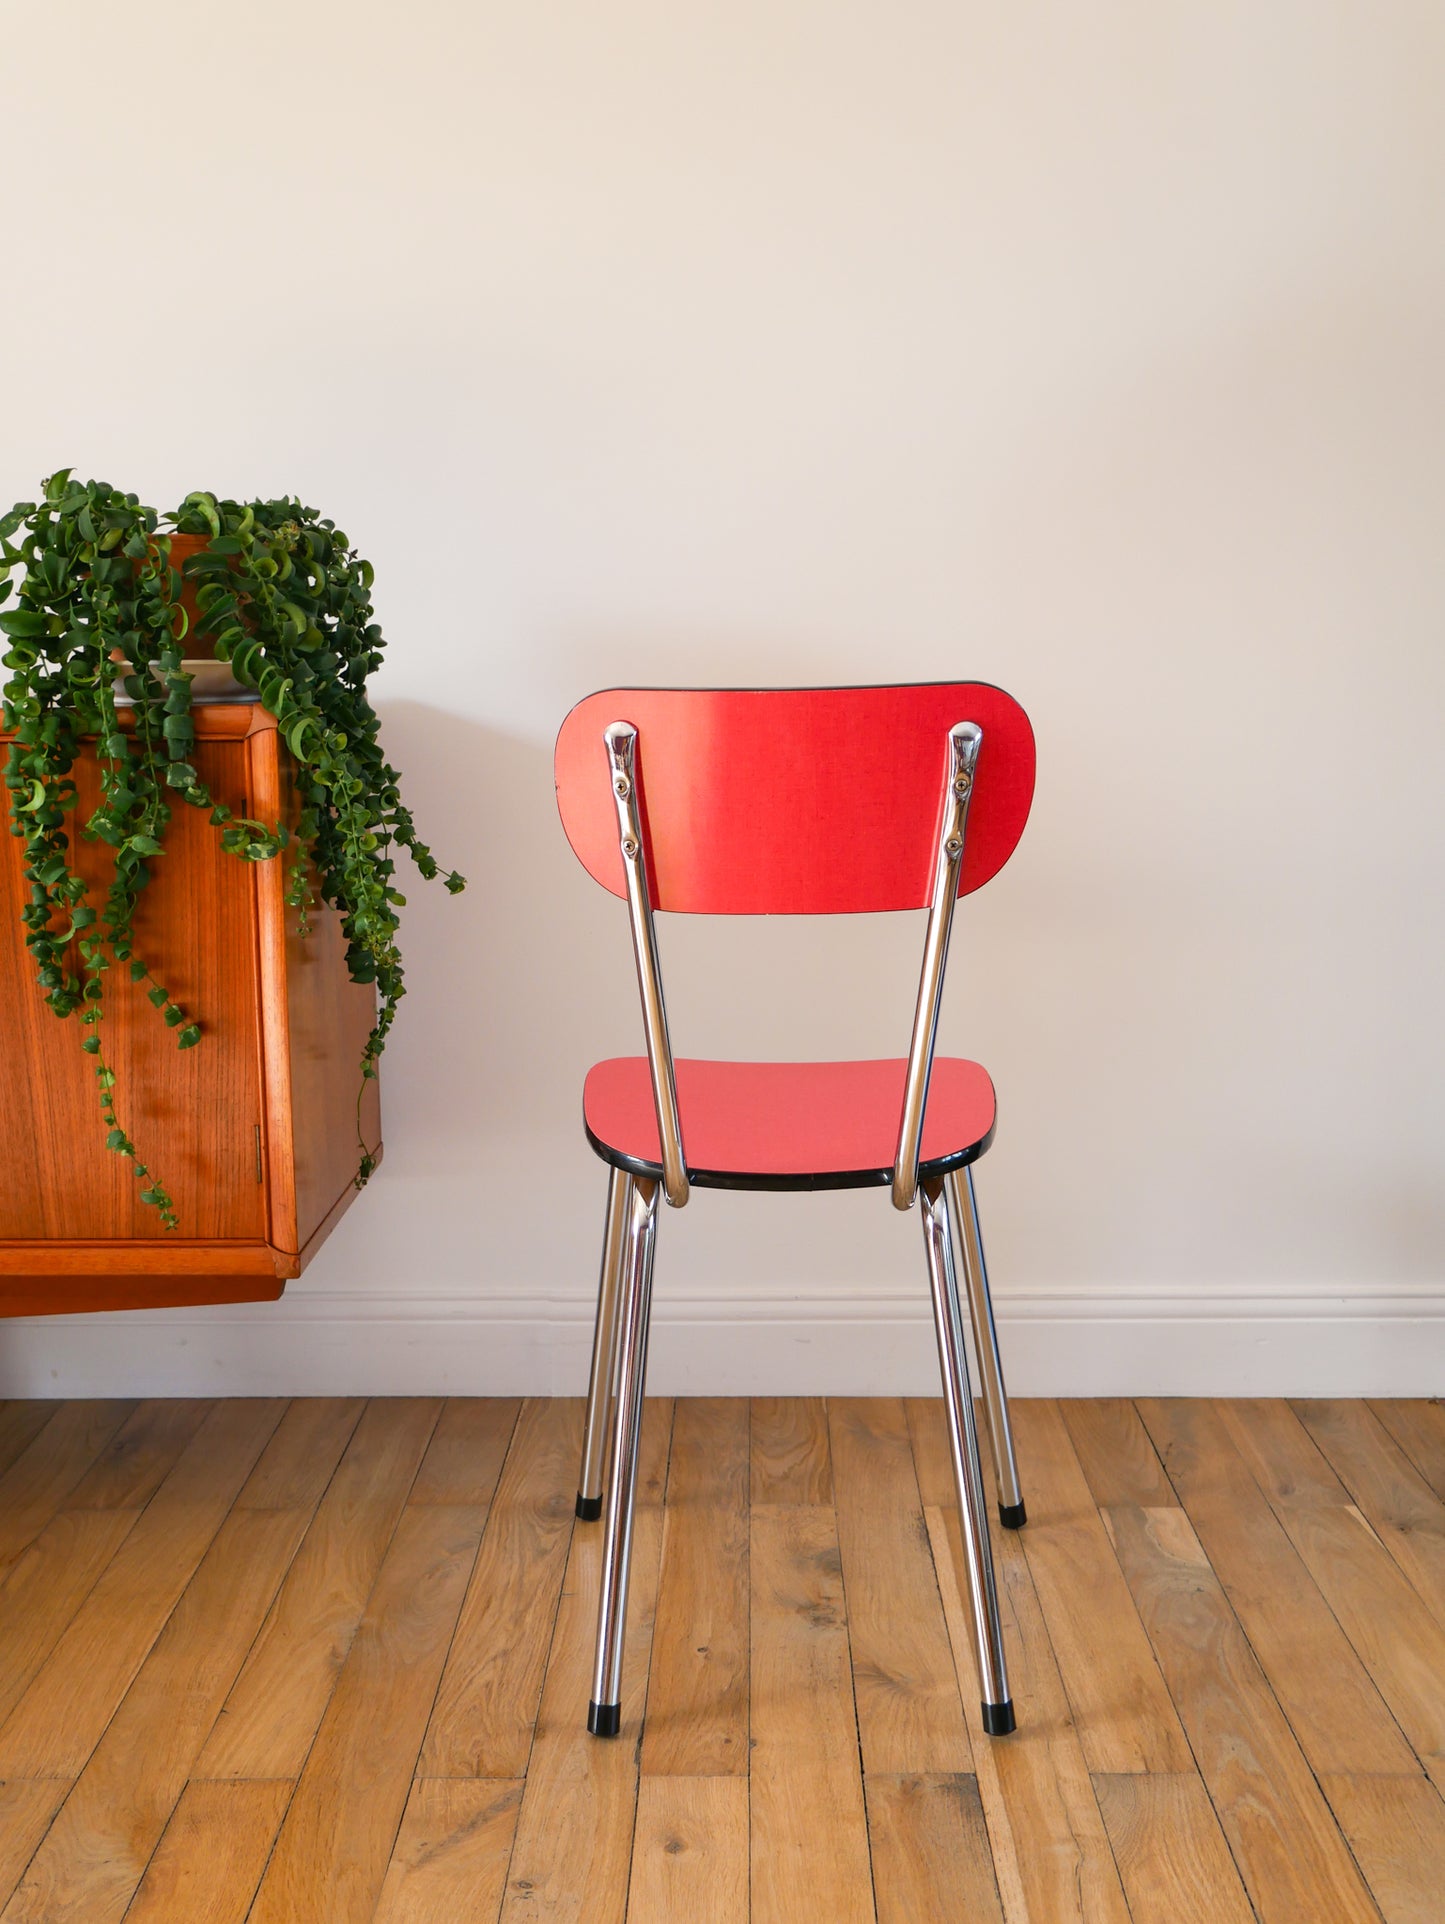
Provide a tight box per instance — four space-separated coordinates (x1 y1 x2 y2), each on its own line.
554 683 1035 1739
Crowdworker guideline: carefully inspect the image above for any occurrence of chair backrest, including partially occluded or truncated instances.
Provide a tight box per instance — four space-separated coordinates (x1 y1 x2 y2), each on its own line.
554 682 1035 915
555 681 1035 1211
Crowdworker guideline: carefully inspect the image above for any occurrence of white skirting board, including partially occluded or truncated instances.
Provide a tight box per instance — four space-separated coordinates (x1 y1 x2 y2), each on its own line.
0 1282 1438 1399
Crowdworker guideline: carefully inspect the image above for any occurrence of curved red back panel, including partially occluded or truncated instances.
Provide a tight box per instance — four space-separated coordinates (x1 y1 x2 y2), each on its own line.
555 683 1035 914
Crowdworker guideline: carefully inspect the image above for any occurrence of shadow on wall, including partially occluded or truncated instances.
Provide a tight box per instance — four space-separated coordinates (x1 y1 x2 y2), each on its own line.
363 698 637 1166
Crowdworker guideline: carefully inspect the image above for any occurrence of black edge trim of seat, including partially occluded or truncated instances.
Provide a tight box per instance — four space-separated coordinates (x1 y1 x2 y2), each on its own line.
582 1117 996 1194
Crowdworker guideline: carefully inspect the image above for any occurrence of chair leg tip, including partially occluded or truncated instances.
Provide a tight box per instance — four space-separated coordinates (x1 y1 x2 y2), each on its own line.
588 1701 621 1737
575 1493 603 1521
998 1500 1027 1529
981 1699 1016 1736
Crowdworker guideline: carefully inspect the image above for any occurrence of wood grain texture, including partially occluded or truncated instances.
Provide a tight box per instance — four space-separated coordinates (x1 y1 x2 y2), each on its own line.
123 1779 292 1924
906 1394 968 1507
0 1407 59 1483
1093 1772 1255 1924
374 1779 523 1924
0 1511 143 1735
866 1773 1005 1924
422 1398 580 1779
408 1398 521 1507
0 1395 1439 1920
196 1396 441 1779
63 1398 210 1511
1294 1397 1445 1627
232 1394 365 1510
0 1504 314 1924
500 1506 665 1924
267 731 382 1259
249 1503 486 1924
636 1395 676 1508
0 1396 351 1923
642 1397 749 1776
1101 1500 1380 1922
1224 1398 1445 1791
750 1505 873 1924
628 1776 748 1924
751 1395 832 1504
828 1397 970 1774
0 731 266 1246
1010 1400 1191 1774
1371 1400 1445 1504
1 704 381 1310
0 1783 70 1912
0 1401 135 1569
1137 1396 1417 1774
0 1261 285 1318
0 1399 284 1779
1059 1398 1178 1510
927 1504 1131 1924
1321 1772 1445 1924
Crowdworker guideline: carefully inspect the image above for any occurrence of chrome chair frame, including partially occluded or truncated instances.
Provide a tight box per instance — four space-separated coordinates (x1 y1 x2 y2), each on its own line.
580 717 1024 1738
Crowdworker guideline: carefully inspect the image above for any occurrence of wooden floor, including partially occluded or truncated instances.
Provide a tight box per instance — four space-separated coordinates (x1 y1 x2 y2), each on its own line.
0 1397 1440 1920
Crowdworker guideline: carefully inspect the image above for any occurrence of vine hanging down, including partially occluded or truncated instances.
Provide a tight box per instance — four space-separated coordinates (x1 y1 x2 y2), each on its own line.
1 472 464 1227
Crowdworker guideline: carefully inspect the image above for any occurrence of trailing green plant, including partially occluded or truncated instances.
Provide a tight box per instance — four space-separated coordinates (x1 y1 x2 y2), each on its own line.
1 472 464 1227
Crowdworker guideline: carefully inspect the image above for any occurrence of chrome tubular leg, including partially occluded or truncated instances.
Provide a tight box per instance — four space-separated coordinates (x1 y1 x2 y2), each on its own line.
920 1176 1014 1734
588 1175 659 1737
946 1165 1026 1528
577 1168 633 1521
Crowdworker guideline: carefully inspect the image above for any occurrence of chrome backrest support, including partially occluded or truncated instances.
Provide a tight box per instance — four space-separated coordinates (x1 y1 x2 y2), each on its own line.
891 721 982 1211
604 722 690 1208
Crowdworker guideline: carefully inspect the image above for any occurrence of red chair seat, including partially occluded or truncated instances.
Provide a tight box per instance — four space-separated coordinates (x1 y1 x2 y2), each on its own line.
583 1056 996 1192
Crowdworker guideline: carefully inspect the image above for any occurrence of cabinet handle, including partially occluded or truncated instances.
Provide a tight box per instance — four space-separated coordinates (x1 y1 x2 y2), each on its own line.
254 1124 264 1185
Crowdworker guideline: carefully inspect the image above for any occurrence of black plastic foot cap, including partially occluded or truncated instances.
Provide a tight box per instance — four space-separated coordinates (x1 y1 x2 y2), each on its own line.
575 1493 603 1521
998 1500 1027 1530
982 1699 1016 1737
588 1701 621 1738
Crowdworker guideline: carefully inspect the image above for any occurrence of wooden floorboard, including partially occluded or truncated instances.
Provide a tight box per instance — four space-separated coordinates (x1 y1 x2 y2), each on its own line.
1010 1400 1193 1775
828 1397 971 1776
123 1780 293 1924
0 1401 136 1572
0 1394 1437 1918
750 1502 873 1924
0 1400 285 1782
419 1397 582 1781
865 1771 1005 1924
373 1778 522 1923
641 1397 750 1777
926 1499 1131 1924
1092 1771 1255 1923
1098 1499 1381 1921
196 1396 442 1781
0 1406 59 1486
1293 1397 1445 1629
1371 1399 1445 1504
1223 1398 1445 1795
248 1502 487 1924
0 1400 354 1924
629 1776 749 1924
499 1504 665 1922
1135 1396 1418 1775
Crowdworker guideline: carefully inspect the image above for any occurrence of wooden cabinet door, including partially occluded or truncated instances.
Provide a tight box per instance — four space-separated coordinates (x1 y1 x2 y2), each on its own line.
0 732 268 1242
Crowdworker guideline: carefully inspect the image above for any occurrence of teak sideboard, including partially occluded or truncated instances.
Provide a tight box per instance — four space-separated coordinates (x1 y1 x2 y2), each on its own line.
0 702 380 1316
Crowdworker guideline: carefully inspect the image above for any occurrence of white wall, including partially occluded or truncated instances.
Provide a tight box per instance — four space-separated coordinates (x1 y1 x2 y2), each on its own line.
2 2 1442 1395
